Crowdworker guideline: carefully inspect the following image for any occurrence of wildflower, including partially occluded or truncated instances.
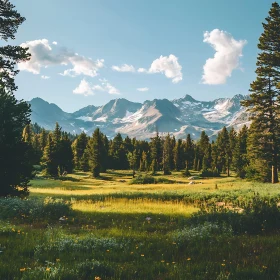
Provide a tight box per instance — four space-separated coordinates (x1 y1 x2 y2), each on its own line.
221 264 225 266
56 259 60 262
106 250 110 252
187 258 191 261
172 242 176 245
141 254 144 257
95 277 101 280
172 262 176 264
46 267 51 271
12 228 15 232
130 252 134 254
262 265 267 269
20 268 26 272
146 217 152 221
161 260 165 263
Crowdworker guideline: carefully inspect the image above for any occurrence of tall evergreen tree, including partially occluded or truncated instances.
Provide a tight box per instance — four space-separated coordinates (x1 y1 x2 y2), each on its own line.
88 128 103 177
162 134 172 175
173 139 184 171
41 134 58 177
241 2 280 183
184 134 194 170
232 125 248 178
216 127 230 175
150 131 162 172
72 131 88 169
0 88 32 196
39 128 48 151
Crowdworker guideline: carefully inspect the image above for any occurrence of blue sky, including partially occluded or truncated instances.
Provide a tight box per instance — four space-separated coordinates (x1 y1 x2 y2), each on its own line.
11 0 275 112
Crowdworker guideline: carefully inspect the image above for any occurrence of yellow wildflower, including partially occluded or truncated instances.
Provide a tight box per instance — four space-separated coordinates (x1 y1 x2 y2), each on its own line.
187 258 191 261
46 267 51 272
20 268 26 272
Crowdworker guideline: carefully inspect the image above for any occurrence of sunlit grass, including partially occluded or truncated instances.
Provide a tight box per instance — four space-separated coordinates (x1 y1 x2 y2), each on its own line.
72 198 199 216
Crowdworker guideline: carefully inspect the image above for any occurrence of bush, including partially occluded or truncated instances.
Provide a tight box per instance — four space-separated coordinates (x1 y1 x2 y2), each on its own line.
130 175 155 184
172 222 233 246
0 197 72 221
189 196 280 234
130 175 176 184
200 169 220 177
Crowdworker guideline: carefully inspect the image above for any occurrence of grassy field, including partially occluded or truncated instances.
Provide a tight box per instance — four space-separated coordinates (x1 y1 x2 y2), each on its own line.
1 170 280 279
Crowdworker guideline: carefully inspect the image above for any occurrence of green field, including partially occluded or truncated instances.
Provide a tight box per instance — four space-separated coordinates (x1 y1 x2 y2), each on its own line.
1 171 280 280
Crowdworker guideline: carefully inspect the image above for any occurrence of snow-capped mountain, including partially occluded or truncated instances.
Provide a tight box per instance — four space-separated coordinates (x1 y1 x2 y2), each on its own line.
28 94 250 140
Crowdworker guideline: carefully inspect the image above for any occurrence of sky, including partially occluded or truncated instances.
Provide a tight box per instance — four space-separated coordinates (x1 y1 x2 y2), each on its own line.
9 0 276 112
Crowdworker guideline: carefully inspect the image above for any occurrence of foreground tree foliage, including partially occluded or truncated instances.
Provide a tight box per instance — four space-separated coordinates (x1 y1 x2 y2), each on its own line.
0 89 32 196
0 0 30 92
0 0 33 196
242 2 280 183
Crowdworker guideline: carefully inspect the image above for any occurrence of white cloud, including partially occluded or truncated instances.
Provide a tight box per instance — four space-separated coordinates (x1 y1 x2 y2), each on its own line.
202 29 247 85
18 39 104 77
73 79 94 96
137 87 149 92
112 64 135 72
52 41 58 45
138 54 183 83
41 75 50 79
137 68 147 73
73 79 120 96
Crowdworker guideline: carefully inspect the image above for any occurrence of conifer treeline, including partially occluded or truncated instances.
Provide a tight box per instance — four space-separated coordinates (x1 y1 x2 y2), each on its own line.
24 122 252 179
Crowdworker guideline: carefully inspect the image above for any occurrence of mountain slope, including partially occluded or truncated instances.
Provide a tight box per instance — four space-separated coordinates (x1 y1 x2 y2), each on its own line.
29 94 250 139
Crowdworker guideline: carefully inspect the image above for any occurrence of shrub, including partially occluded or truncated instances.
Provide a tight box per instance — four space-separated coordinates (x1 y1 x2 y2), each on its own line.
130 175 155 184
172 222 233 246
0 197 72 221
200 169 220 177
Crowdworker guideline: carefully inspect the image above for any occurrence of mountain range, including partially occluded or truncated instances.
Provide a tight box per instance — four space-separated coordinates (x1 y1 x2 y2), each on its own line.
28 94 251 140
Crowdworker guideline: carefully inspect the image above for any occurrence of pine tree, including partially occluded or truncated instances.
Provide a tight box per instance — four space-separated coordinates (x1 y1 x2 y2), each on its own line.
72 131 88 169
58 135 73 175
128 149 137 177
41 134 58 177
109 133 129 170
0 88 32 196
22 124 33 144
232 125 248 178
32 134 42 164
0 0 31 92
150 131 162 172
139 151 148 171
88 128 103 177
162 134 172 175
80 149 90 172
241 2 280 183
173 139 184 171
184 134 194 170
216 127 230 175
39 128 48 151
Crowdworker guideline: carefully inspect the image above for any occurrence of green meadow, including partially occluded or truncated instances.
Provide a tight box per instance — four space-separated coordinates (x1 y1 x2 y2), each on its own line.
1 171 280 280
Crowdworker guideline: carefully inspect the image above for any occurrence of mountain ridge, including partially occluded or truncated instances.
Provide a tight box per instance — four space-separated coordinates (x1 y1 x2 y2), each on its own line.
28 94 250 139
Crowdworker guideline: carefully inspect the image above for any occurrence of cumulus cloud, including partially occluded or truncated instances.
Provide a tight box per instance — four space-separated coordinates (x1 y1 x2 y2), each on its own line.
52 41 58 45
137 87 149 92
138 54 183 83
41 75 50 79
112 64 135 72
73 79 120 96
18 39 104 77
202 29 247 85
73 79 94 96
